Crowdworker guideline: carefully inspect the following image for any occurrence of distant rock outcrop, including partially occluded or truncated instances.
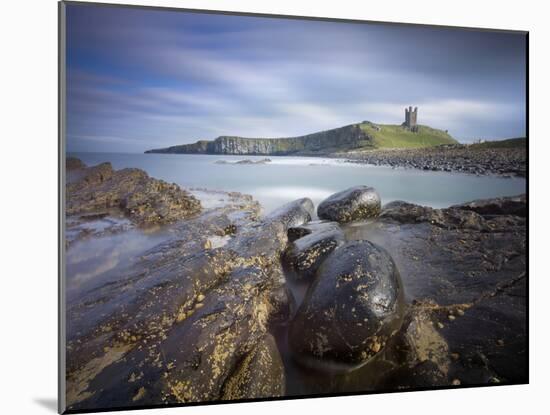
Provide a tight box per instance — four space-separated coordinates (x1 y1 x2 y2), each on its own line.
145 124 372 156
66 158 201 225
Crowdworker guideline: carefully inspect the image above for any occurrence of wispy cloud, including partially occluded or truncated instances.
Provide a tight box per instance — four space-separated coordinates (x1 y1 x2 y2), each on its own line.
65 4 526 152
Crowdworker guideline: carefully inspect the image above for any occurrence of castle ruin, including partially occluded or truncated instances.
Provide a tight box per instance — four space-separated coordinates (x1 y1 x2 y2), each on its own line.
404 106 418 132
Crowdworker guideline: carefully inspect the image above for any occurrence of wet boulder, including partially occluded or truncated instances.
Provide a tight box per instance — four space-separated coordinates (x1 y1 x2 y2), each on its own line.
289 240 404 370
317 186 381 223
287 220 341 242
268 284 296 326
451 194 526 217
380 200 488 231
380 200 433 223
264 198 314 230
221 334 285 400
284 227 345 281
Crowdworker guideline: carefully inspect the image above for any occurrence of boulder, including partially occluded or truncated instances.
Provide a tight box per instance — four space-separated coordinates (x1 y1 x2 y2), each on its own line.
380 200 494 231
289 240 404 370
287 220 341 242
268 284 296 326
264 198 314 230
221 334 285 400
284 227 345 281
79 162 114 186
451 194 526 217
66 157 87 170
66 162 201 225
380 200 433 223
317 186 381 223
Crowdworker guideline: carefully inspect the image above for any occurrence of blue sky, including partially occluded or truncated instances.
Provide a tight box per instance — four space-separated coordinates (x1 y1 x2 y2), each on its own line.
66 4 527 153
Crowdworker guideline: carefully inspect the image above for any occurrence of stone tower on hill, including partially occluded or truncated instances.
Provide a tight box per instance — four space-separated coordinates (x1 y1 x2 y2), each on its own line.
404 106 418 132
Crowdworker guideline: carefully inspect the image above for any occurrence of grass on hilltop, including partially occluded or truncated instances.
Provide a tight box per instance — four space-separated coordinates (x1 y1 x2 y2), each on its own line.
358 122 458 149
469 137 527 149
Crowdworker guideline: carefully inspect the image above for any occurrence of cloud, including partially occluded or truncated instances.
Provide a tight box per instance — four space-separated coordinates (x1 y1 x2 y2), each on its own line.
65 4 527 152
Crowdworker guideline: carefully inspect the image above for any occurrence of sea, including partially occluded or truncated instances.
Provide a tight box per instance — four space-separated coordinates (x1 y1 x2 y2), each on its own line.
70 152 526 213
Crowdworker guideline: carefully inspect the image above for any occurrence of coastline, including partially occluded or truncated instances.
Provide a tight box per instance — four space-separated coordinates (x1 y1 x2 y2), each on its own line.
331 144 526 177
64 158 527 410
140 143 527 178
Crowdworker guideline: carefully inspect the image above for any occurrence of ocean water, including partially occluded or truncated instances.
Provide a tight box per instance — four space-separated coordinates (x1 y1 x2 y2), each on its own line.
70 152 526 213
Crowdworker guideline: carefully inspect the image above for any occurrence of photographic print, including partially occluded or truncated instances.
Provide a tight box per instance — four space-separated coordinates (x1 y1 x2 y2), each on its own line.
60 1 527 412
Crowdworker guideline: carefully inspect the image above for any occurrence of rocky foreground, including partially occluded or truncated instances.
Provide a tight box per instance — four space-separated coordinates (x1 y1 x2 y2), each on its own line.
65 159 527 411
338 144 526 177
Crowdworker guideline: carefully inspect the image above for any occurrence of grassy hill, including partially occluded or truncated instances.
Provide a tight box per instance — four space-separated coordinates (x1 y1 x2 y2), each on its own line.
146 121 459 155
358 122 458 149
469 137 526 149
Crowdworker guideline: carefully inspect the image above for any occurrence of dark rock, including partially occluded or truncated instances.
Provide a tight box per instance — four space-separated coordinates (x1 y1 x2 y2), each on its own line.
235 158 271 165
268 284 296 327
264 198 314 230
284 227 345 281
289 240 404 370
64 181 527 406
380 200 491 231
221 334 285 400
382 361 449 389
342 198 527 389
66 157 86 170
451 194 526 217
65 194 289 410
78 162 114 186
340 144 526 178
380 201 432 223
317 186 381 223
287 220 341 242
215 158 272 165
66 162 201 225
376 306 451 389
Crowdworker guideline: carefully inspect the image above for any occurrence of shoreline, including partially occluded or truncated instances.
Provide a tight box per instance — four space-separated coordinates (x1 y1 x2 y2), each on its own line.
139 141 527 178
64 158 527 410
330 144 526 177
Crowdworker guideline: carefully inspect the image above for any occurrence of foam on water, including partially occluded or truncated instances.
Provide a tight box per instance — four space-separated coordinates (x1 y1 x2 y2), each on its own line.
70 152 526 214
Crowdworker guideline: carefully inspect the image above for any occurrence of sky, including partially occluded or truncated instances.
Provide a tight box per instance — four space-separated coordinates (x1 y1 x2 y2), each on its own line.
65 4 527 153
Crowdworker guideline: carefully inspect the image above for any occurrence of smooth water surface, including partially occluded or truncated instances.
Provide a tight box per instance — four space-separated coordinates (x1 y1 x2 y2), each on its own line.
71 152 526 213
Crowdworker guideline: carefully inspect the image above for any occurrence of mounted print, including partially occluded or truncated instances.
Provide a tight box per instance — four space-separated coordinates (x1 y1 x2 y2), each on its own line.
59 1 528 413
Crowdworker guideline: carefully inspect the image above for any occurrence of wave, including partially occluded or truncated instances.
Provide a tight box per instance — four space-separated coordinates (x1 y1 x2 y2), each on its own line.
250 186 334 201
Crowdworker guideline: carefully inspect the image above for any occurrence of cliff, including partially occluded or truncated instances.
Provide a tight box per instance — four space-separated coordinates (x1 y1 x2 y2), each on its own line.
145 122 457 155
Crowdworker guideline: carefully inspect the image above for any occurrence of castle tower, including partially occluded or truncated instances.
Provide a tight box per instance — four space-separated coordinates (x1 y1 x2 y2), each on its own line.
404 106 418 131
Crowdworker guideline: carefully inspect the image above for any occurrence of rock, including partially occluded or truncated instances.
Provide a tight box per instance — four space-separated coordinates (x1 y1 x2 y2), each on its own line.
64 178 527 406
381 361 449 389
287 220 341 242
215 158 272 165
264 198 314 230
289 240 404 370
317 186 381 223
65 194 289 411
344 197 527 388
66 157 86 170
77 162 114 186
221 334 285 400
341 144 526 178
451 194 526 217
380 200 432 223
284 227 345 281
268 284 296 326
376 305 451 389
235 158 271 165
146 124 371 156
66 162 201 225
379 200 496 232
